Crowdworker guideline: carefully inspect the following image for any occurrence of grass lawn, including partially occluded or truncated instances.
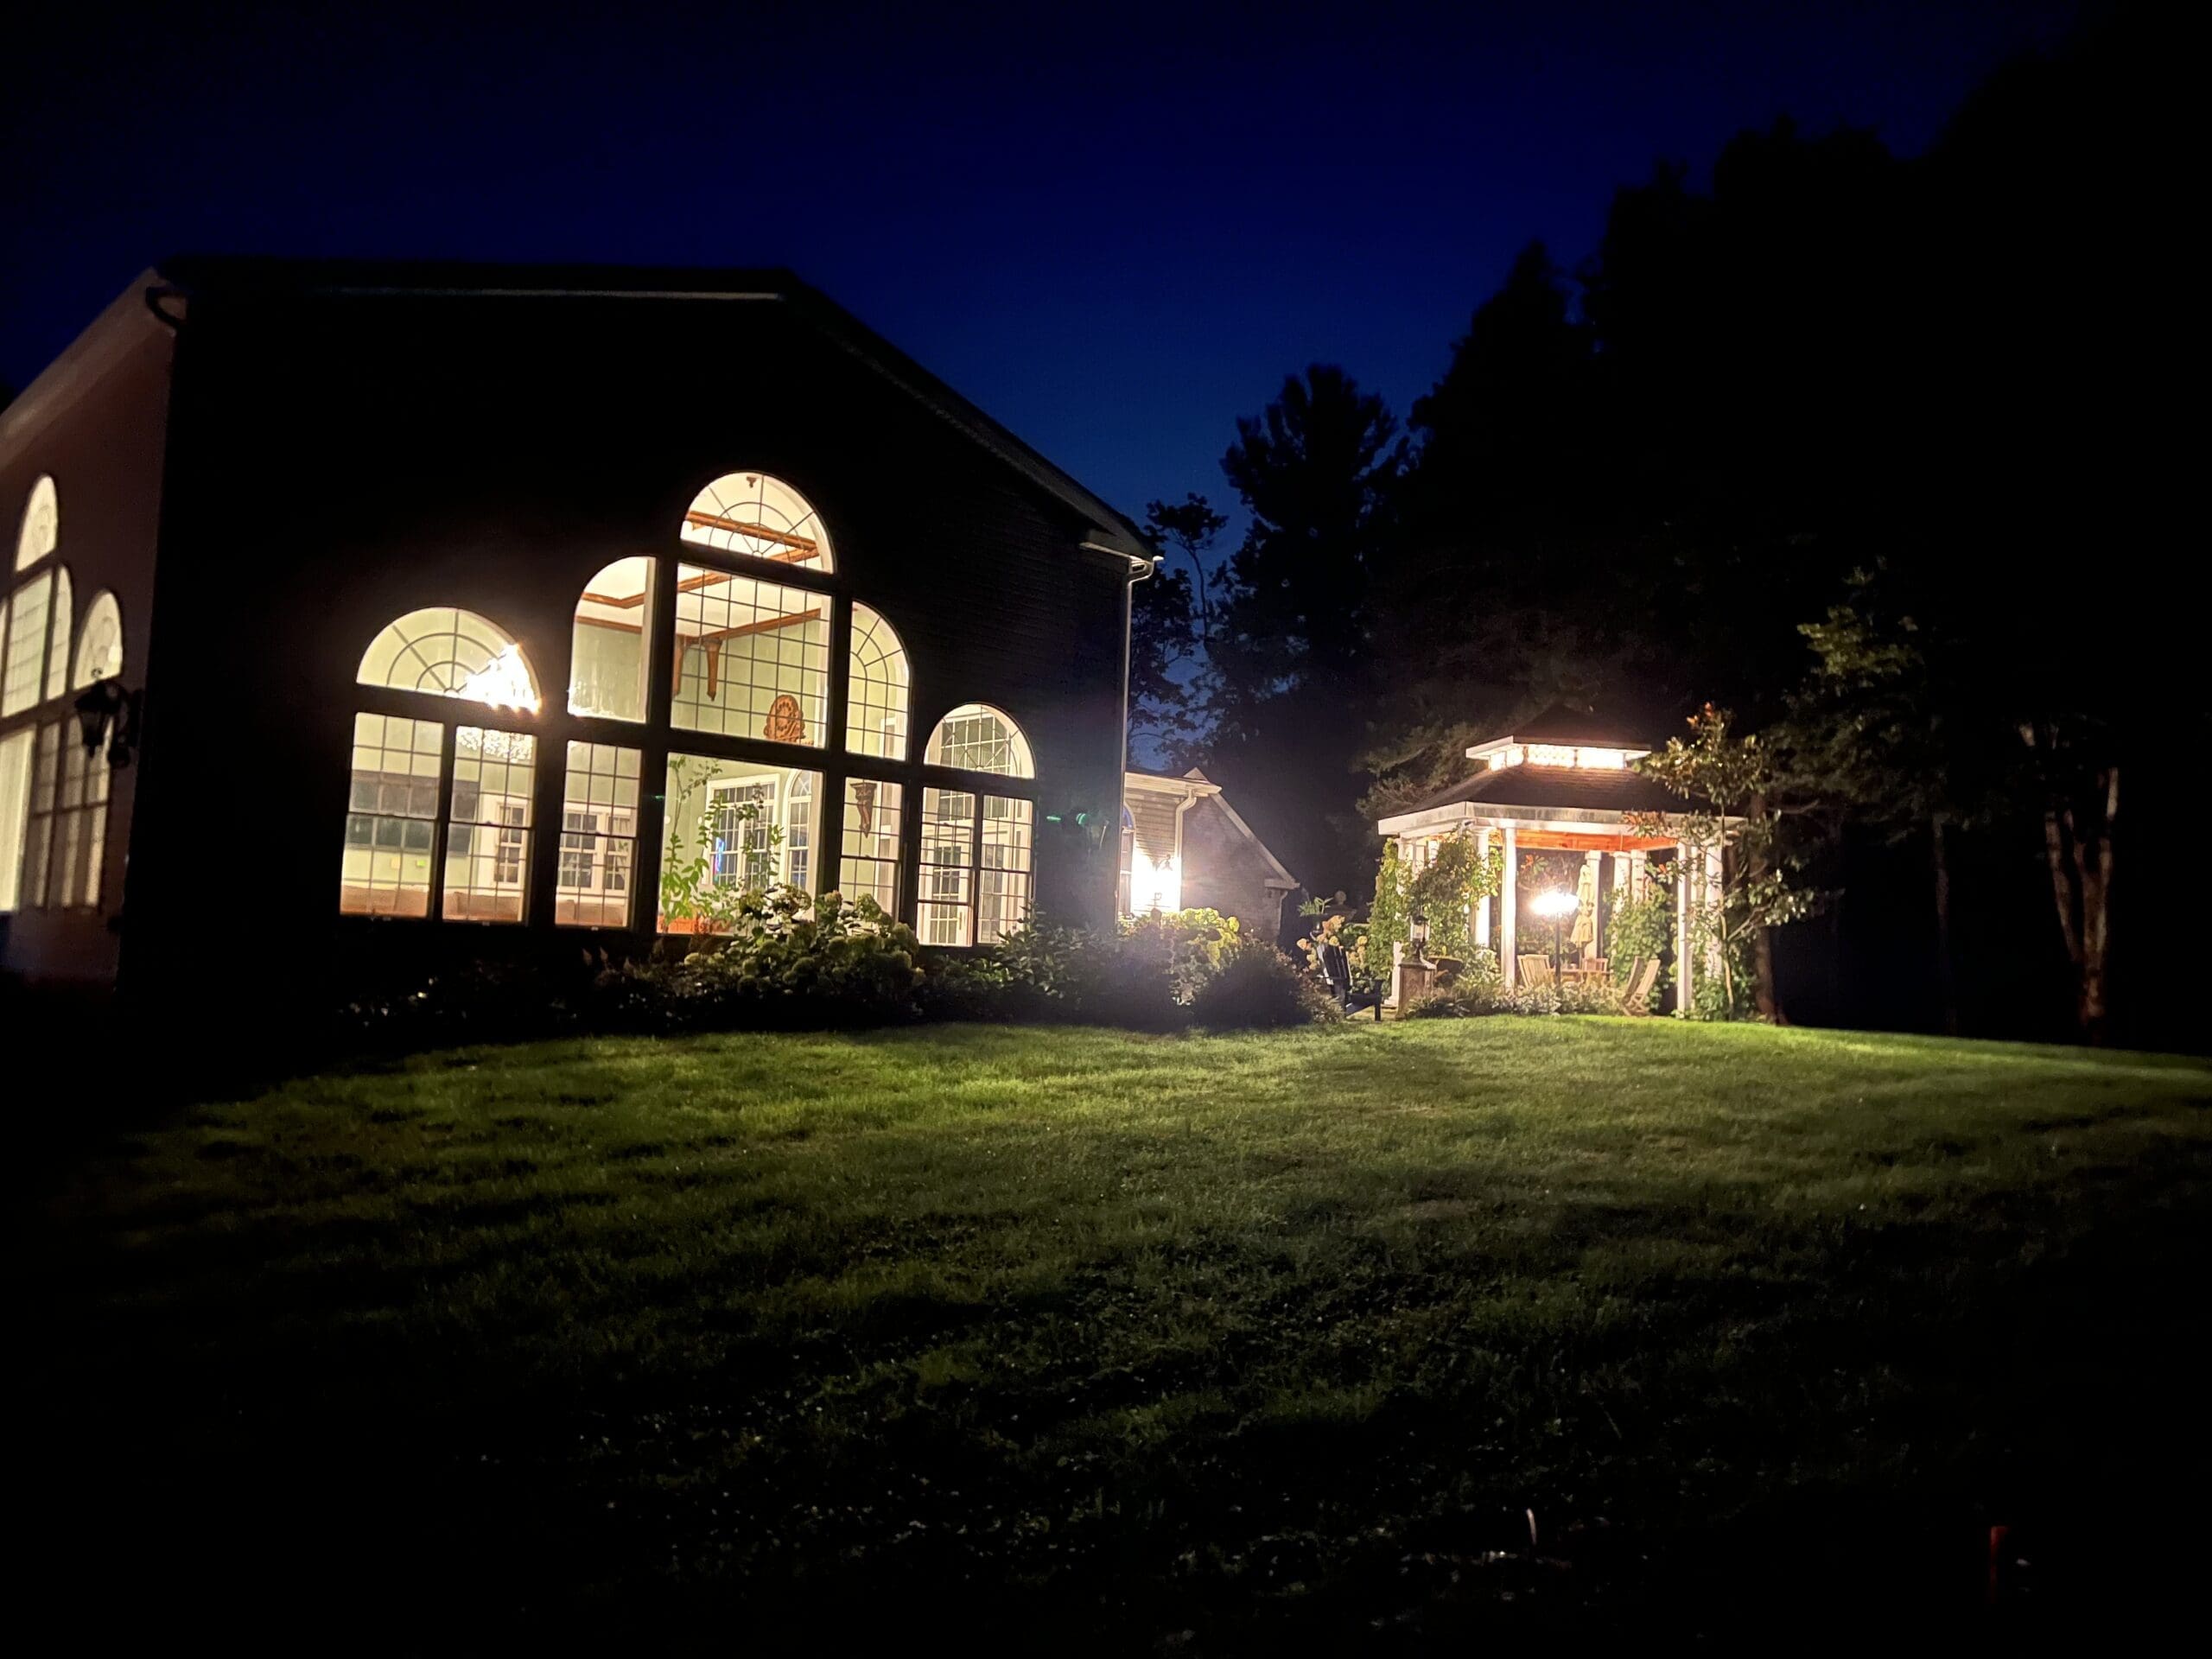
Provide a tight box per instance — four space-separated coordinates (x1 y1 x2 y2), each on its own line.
14 1019 2210 1645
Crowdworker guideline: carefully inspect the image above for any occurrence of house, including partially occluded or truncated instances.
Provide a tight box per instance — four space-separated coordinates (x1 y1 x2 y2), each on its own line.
0 259 1159 1015
1374 702 1726 1008
1119 767 1300 940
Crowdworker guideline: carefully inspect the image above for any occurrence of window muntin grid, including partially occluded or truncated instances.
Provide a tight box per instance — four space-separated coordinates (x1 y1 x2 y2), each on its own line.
3 570 53 716
671 564 827 745
846 603 910 761
20 721 59 907
443 727 537 924
838 779 903 916
925 703 1033 778
658 753 822 928
569 557 652 722
15 476 56 572
340 714 444 918
357 607 540 712
917 787 976 946
555 741 640 927
977 796 1033 944
678 473 835 574
74 591 123 688
44 568 71 702
0 728 29 912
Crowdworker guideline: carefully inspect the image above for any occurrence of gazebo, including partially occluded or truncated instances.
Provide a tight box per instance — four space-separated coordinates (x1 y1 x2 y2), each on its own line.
1374 702 1726 1010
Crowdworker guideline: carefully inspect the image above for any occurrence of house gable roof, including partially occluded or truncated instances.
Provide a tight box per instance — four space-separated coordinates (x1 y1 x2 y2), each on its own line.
1466 698 1672 756
150 256 1156 563
1123 768 1300 890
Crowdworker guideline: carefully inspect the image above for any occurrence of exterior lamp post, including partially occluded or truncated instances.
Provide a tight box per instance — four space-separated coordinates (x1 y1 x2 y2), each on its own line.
1533 888 1579 979
1409 907 1428 964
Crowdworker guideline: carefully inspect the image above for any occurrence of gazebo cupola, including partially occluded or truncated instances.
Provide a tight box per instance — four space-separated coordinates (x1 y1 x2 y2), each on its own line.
1375 702 1726 1007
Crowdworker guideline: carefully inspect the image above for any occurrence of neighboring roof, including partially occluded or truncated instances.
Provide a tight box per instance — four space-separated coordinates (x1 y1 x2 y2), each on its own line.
1402 763 1687 819
1122 769 1300 890
1467 698 1672 755
149 256 1156 563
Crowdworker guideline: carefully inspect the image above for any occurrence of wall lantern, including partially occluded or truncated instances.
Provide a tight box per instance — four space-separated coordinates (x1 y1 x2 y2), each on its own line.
74 679 143 767
1409 907 1429 956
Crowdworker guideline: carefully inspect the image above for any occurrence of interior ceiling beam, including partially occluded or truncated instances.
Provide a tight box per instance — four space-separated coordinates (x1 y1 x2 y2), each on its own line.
682 512 823 558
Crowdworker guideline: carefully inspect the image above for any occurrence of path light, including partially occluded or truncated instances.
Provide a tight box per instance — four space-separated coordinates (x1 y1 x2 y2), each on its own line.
1410 907 1428 961
1533 888 1579 980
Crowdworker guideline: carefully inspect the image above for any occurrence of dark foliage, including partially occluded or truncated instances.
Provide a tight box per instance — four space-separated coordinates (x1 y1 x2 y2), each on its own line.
1187 940 1341 1029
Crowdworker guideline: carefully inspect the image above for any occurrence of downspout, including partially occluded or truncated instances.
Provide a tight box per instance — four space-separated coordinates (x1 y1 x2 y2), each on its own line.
1171 788 1196 912
1108 548 1160 922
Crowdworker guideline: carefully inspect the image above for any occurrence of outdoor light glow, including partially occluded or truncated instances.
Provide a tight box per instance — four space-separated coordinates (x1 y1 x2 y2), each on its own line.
1488 743 1641 771
1533 889 1580 918
1144 855 1181 913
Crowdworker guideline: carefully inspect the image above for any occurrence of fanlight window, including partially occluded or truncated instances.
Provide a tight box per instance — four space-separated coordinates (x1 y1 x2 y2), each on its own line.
926 703 1033 779
846 603 910 760
679 473 835 573
569 557 653 722
15 476 57 572
358 607 541 712
73 592 124 688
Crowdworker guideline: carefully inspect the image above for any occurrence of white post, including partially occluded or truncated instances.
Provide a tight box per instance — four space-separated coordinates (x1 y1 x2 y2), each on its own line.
1675 844 1692 1017
1705 840 1726 989
1474 824 1492 949
1583 849 1602 964
1501 824 1518 987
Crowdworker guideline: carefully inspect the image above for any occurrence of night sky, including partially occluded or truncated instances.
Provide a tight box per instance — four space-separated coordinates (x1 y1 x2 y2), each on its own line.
4 1 2080 526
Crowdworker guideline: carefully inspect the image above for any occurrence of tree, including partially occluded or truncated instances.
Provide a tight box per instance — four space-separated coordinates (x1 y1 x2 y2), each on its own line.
1126 562 1199 763
1143 494 1228 645
1196 366 1405 898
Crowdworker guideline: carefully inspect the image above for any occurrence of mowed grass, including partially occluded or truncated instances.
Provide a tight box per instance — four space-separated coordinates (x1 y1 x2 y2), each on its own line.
15 1019 2211 1644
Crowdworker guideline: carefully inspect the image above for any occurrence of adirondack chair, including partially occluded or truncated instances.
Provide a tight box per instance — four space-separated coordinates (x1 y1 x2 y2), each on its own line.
1517 955 1556 990
1320 942 1382 1020
1619 957 1660 1014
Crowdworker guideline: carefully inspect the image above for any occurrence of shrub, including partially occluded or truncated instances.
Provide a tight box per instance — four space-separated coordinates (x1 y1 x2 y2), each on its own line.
594 889 922 1032
1188 941 1341 1029
1401 979 1563 1019
913 949 1022 1023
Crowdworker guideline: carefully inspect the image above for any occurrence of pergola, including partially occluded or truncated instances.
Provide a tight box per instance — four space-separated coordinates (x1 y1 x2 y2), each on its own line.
1374 705 1727 1010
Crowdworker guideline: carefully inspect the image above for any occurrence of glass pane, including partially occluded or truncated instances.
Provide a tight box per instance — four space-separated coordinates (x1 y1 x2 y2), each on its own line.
3 571 52 715
658 753 821 932
339 712 442 918
838 778 904 917
917 787 976 947
845 604 910 761
569 557 652 722
671 565 826 746
977 796 1034 944
679 473 835 573
925 703 1033 778
555 739 643 926
442 728 535 923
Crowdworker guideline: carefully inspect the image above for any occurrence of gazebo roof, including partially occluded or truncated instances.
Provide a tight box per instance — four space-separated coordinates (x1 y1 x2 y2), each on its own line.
1405 763 1685 819
1466 698 1670 756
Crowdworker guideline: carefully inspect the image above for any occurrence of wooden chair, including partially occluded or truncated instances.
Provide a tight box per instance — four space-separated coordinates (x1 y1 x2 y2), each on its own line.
1518 956 1556 990
1320 942 1383 1020
1619 957 1660 1014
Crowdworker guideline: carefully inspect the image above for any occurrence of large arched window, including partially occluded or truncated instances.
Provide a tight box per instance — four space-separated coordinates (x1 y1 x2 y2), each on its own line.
358 607 541 712
679 473 836 574
341 611 543 922
925 703 1033 778
569 557 653 722
846 603 909 761
73 591 124 688
14 475 56 572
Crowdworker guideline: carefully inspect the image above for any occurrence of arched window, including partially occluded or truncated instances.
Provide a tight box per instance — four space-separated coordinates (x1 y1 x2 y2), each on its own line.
45 568 71 702
846 603 910 760
73 591 123 688
2 570 54 716
569 557 653 722
342 609 542 922
15 475 56 572
357 607 540 712
679 473 835 574
925 703 1033 778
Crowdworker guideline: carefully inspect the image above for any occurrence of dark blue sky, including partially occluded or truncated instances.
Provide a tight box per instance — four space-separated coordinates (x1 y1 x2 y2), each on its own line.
3 2 2080 527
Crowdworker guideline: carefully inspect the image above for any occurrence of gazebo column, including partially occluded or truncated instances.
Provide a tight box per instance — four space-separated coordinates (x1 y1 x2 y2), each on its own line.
1500 824 1518 986
1674 845 1693 1017
1473 825 1492 949
1705 840 1726 984
1585 849 1604 963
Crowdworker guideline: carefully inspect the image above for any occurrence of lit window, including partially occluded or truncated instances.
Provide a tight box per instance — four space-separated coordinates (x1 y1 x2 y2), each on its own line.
357 607 540 712
846 603 910 760
915 787 1033 945
925 703 1033 778
3 570 53 715
14 476 56 572
671 565 826 745
555 741 640 927
918 788 975 946
442 728 537 923
26 722 110 912
0 728 34 912
45 568 71 702
73 591 123 687
340 715 443 917
839 778 903 914
1487 743 1640 771
658 753 822 931
678 473 835 573
569 558 652 722
978 797 1033 944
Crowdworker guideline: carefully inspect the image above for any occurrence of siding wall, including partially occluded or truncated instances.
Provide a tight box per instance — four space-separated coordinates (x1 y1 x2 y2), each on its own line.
1179 795 1291 940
